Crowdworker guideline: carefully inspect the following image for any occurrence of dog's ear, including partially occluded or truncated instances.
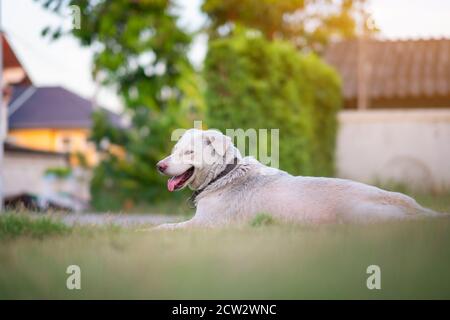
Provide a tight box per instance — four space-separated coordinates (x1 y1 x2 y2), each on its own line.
204 130 231 156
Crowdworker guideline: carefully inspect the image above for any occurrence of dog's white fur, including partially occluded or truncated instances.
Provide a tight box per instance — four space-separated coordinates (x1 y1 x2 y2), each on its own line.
156 129 442 229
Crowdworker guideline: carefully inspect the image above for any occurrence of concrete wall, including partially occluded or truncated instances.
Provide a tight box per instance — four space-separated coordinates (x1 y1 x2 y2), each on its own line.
3 152 67 197
337 109 450 192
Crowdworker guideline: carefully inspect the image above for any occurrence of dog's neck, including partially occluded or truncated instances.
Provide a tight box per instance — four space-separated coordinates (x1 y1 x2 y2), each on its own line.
189 156 240 205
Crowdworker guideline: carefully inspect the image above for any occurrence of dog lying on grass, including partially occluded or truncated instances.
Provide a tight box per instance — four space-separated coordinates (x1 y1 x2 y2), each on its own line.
156 129 443 229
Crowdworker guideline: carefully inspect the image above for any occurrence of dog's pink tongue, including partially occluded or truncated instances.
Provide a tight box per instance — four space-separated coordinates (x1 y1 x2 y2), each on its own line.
167 176 183 192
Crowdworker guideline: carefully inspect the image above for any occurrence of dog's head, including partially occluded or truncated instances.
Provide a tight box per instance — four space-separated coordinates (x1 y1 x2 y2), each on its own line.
157 129 240 191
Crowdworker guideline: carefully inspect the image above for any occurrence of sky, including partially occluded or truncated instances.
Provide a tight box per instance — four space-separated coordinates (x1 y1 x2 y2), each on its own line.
3 0 450 112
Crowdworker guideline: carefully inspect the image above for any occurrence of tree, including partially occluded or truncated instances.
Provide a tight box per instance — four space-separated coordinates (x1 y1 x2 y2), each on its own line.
202 0 370 174
38 0 204 210
202 0 377 53
205 32 341 176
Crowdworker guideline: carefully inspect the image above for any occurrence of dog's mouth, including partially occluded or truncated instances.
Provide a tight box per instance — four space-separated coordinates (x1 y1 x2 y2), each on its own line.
167 167 195 192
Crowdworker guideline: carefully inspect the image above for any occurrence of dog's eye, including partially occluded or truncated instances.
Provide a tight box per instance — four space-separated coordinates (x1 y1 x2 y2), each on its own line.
184 150 194 155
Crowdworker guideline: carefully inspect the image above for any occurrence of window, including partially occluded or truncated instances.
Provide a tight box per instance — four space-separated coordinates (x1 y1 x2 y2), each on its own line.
59 136 72 153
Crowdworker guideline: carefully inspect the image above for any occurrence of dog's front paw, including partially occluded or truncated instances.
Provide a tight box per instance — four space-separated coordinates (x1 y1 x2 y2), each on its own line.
154 223 181 230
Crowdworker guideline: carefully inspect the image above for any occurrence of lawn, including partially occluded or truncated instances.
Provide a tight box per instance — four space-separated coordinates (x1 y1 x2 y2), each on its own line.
0 192 449 299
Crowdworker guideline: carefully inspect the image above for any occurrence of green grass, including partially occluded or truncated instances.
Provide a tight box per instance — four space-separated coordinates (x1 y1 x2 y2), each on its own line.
0 192 449 299
250 213 277 227
0 214 70 240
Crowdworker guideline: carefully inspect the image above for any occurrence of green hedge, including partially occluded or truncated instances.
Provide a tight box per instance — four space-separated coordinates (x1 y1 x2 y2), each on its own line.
204 33 341 176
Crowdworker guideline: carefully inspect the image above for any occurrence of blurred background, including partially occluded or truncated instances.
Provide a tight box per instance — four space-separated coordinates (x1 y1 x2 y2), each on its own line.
1 0 449 214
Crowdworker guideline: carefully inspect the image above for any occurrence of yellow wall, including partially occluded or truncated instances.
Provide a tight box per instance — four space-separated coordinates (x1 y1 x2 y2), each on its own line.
8 128 98 166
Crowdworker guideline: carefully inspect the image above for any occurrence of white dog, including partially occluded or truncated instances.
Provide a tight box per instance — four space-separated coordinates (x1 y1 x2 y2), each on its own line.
156 129 442 229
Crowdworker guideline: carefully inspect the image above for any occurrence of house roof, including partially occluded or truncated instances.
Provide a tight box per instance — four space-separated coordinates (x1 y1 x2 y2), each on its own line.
8 86 123 129
2 33 32 85
324 38 450 101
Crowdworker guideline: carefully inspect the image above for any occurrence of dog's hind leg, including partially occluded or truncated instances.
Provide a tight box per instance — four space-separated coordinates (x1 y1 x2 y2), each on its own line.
380 191 447 217
341 202 416 223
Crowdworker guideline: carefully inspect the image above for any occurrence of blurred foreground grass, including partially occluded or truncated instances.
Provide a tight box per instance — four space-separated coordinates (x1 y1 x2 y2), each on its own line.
0 192 449 299
0 214 70 240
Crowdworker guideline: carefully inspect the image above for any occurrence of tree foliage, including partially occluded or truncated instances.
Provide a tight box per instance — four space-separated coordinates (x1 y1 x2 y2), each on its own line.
205 32 341 176
202 0 376 53
38 0 204 210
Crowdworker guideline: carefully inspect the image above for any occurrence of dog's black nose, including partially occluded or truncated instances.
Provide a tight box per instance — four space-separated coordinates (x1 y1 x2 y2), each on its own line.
156 162 168 173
